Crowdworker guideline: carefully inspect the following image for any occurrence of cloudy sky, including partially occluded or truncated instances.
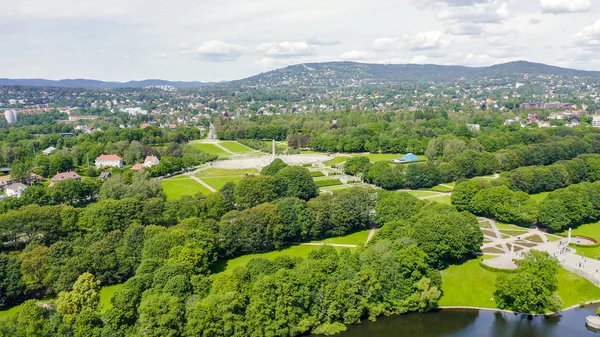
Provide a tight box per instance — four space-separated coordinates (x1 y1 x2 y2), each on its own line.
1 0 599 81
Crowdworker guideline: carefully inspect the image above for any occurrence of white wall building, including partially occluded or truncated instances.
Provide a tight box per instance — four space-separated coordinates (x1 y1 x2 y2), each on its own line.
4 109 17 124
95 154 124 168
5 183 26 198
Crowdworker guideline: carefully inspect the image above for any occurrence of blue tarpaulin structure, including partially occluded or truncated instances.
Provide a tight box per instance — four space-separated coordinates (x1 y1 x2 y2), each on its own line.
394 153 420 163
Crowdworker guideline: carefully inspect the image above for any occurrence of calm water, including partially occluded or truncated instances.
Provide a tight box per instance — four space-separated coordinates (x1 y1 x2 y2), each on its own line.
321 305 600 337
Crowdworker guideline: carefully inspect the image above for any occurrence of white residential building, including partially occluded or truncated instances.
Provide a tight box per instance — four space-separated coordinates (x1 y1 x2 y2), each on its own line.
143 156 160 167
42 146 56 156
123 107 148 116
593 115 600 128
95 154 124 168
4 109 17 124
5 183 27 198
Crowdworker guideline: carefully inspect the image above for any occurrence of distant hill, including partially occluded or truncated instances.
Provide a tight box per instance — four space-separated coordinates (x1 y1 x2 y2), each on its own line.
223 61 600 89
0 78 212 89
2 61 599 89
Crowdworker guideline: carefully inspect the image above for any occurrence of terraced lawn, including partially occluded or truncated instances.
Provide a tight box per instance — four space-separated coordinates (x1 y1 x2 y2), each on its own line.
201 176 243 190
220 141 255 154
161 176 212 199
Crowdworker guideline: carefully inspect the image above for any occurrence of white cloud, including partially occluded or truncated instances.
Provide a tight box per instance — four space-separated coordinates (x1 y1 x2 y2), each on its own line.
373 37 400 51
373 32 448 52
437 1 511 23
541 0 591 14
307 36 340 46
445 23 485 36
574 19 600 47
412 0 491 9
196 40 244 62
255 41 316 58
339 50 375 60
406 31 449 50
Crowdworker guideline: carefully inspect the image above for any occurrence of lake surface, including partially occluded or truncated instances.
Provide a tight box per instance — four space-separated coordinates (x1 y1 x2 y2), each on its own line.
323 305 600 337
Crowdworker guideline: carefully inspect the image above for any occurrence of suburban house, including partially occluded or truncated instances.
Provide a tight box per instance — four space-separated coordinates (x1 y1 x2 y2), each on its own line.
131 163 144 171
51 171 82 184
5 183 27 198
42 146 56 156
144 156 160 167
95 154 124 168
593 115 600 128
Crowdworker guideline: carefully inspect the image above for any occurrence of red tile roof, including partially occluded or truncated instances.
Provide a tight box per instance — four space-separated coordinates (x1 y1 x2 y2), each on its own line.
131 163 144 171
51 171 81 182
96 154 122 161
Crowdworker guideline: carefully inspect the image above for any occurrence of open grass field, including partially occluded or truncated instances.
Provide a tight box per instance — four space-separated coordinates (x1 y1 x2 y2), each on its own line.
220 141 254 154
439 259 498 308
196 168 259 177
0 282 125 318
201 176 242 190
196 168 260 190
191 143 230 156
324 156 349 167
428 195 452 205
439 258 600 310
472 175 496 181
424 185 454 193
100 283 124 313
161 176 212 200
530 192 550 204
314 178 343 188
363 153 426 163
311 230 371 245
403 190 440 198
214 244 354 273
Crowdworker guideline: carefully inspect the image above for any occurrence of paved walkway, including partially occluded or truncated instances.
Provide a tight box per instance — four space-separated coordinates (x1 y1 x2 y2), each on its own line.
418 192 452 200
367 228 376 243
186 173 217 193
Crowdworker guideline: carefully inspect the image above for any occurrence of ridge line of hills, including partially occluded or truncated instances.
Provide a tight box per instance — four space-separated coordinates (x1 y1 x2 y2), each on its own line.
1 60 599 89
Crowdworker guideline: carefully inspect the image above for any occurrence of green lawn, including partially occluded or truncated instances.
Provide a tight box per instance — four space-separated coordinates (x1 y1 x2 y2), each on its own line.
439 259 498 308
429 195 452 205
214 245 353 273
473 175 496 181
324 156 349 167
100 283 124 313
191 143 230 156
220 141 254 154
201 176 242 190
403 190 440 198
311 230 371 245
557 268 600 307
495 222 527 231
161 177 212 200
314 178 343 188
439 259 600 310
557 221 600 258
364 153 426 163
530 192 550 204
425 185 454 193
196 168 259 177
